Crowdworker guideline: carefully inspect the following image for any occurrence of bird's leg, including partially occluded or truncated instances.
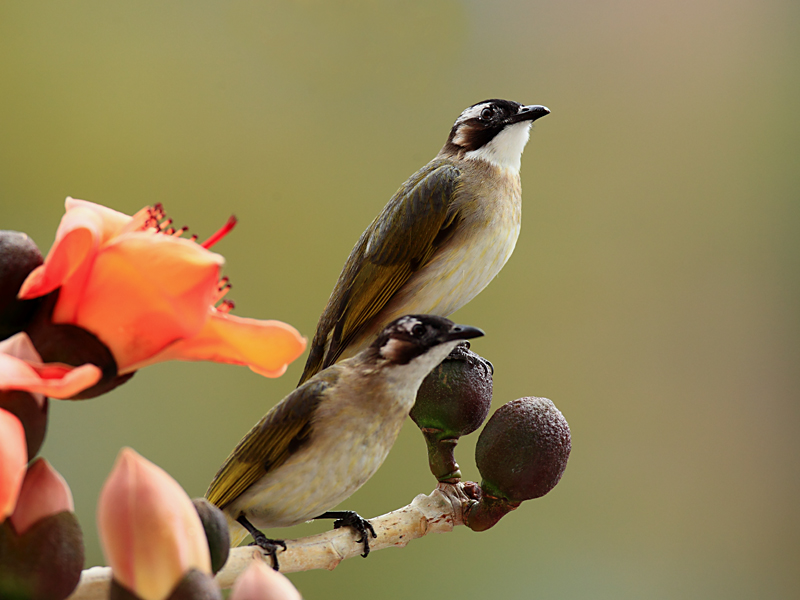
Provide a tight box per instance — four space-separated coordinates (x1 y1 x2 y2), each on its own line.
315 510 377 557
236 515 287 571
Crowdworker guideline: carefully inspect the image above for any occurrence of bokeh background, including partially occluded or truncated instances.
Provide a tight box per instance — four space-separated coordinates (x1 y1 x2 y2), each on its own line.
2 1 799 598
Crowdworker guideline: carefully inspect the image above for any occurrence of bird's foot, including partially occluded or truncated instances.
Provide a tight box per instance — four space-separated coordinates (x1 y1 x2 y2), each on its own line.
237 515 286 571
316 510 377 557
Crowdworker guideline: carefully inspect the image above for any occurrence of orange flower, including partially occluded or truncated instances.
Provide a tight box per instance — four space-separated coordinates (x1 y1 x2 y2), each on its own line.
18 198 306 377
0 332 101 399
8 458 74 535
0 408 27 522
98 448 211 600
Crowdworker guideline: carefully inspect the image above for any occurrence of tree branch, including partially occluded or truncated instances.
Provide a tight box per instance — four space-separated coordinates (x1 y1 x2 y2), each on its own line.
68 483 477 600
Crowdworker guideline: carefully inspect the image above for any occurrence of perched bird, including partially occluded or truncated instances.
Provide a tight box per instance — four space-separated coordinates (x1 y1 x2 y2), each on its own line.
298 99 549 385
206 314 484 569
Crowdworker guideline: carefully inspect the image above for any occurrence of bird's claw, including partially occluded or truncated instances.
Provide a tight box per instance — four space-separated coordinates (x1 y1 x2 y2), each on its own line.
237 515 286 571
248 533 287 570
322 510 377 557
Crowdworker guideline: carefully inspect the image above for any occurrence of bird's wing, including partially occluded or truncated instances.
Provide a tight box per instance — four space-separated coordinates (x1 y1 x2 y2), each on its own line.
205 368 339 510
298 161 461 385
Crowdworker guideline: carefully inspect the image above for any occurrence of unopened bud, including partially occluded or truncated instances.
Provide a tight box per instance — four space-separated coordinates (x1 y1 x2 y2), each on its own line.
410 343 493 482
467 397 571 531
476 397 570 502
0 231 43 339
0 512 84 600
193 498 231 574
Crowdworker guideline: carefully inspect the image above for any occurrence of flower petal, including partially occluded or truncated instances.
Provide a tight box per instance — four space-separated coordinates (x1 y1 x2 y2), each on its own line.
230 560 301 600
0 331 42 364
0 352 102 400
0 409 27 521
16 201 109 301
8 458 73 535
63 197 135 243
70 232 224 373
131 310 306 377
98 448 211 600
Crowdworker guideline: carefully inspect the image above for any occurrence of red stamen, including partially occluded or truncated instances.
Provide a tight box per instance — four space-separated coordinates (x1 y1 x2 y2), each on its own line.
217 299 235 313
214 277 232 303
200 215 238 249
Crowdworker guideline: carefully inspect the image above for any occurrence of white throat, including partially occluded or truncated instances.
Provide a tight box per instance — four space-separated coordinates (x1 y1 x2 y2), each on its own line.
464 121 532 173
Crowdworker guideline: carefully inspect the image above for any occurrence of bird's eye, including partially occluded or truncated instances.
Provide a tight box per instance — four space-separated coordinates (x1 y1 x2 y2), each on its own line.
411 324 426 337
480 107 493 120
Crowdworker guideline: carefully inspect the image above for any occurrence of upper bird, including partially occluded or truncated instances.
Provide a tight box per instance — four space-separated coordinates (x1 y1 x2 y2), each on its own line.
298 99 549 385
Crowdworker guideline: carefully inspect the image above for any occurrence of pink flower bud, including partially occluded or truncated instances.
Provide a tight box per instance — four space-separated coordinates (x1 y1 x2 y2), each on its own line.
98 448 211 600
0 408 27 521
229 560 301 600
9 458 73 535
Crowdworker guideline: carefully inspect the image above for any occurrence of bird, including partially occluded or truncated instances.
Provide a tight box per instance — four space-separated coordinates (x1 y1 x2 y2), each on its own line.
206 314 484 569
297 99 549 386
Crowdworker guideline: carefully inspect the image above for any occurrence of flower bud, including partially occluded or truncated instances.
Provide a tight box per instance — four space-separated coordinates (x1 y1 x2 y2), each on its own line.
476 397 570 501
410 343 493 481
0 459 83 600
9 458 74 535
192 498 231 574
0 408 27 521
109 569 222 600
229 560 301 600
467 397 571 531
98 448 212 600
0 230 43 339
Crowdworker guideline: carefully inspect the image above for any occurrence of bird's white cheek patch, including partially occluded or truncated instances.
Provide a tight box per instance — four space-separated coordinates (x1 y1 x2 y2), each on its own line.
465 122 532 173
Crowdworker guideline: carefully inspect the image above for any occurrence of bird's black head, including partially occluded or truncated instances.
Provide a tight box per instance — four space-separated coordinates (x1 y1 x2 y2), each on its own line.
441 99 550 159
374 315 484 365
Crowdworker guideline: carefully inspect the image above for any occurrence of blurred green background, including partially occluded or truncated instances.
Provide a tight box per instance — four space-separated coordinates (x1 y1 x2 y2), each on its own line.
2 1 799 598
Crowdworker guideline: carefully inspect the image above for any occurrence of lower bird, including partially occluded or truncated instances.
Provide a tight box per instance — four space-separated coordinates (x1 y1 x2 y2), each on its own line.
206 314 484 569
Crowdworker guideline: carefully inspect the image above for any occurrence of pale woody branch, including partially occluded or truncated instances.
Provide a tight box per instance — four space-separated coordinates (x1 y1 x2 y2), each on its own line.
68 483 477 600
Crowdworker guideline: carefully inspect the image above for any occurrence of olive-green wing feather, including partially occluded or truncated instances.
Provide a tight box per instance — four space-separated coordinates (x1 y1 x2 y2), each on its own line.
206 369 339 509
298 161 461 385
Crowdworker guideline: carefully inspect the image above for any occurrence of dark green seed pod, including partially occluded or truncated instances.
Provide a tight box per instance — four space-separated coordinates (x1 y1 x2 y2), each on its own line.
0 231 44 340
410 343 493 482
0 511 84 600
475 397 571 503
109 569 223 600
165 569 223 600
192 498 231 574
0 390 48 458
411 342 493 438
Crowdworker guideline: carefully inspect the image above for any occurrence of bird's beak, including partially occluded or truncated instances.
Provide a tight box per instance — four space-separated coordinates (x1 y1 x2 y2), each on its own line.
506 104 550 125
444 324 485 342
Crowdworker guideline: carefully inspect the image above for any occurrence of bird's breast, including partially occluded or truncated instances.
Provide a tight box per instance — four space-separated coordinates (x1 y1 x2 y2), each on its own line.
380 174 521 321
227 387 408 531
